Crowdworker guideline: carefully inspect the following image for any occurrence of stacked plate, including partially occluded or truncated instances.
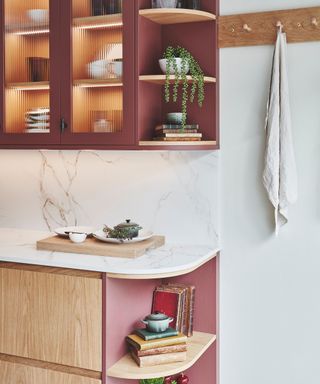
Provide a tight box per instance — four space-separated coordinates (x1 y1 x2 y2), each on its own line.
25 107 50 133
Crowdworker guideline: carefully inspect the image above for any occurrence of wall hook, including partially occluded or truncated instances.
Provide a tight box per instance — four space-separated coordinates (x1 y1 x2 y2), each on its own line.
276 20 284 32
311 17 318 26
243 23 252 32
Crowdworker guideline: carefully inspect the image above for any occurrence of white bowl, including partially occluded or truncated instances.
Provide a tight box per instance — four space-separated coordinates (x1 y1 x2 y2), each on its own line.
159 58 189 75
87 60 108 79
158 0 178 8
69 232 87 244
27 9 49 23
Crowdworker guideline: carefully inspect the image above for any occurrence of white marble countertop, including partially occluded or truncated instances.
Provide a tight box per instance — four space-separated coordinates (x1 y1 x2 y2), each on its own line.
0 228 220 277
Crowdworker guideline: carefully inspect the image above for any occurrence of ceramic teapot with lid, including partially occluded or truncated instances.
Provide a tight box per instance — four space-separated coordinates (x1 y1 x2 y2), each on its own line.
141 312 174 333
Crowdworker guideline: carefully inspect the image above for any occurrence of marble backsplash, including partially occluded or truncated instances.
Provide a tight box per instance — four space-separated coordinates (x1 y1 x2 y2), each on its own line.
0 150 219 246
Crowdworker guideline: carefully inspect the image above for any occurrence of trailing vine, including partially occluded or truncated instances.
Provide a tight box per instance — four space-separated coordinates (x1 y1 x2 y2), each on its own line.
163 46 205 128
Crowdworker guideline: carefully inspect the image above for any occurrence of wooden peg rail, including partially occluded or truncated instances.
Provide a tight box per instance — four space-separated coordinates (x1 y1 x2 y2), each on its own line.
218 6 320 48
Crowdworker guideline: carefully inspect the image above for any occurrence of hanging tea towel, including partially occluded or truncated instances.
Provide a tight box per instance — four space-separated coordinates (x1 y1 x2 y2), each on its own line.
263 29 297 235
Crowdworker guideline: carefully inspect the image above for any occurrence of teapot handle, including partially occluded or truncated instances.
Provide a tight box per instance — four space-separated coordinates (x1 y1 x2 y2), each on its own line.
141 320 148 325
169 317 174 323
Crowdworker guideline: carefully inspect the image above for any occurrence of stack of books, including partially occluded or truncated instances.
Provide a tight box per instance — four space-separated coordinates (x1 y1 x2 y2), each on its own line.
153 124 202 142
152 284 195 337
126 328 187 367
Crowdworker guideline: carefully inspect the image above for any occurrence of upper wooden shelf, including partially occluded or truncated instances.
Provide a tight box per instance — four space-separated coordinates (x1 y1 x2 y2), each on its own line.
6 81 49 91
139 75 216 84
73 13 123 29
107 331 216 380
139 8 216 24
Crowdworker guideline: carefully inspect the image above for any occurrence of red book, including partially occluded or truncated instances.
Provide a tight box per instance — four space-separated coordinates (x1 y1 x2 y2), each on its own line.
152 290 182 329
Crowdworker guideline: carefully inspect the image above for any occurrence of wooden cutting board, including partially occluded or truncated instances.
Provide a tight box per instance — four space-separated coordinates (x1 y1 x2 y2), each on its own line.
36 235 165 259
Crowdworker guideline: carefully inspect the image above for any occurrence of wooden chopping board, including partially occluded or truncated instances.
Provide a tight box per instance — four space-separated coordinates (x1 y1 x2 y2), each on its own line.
36 235 165 259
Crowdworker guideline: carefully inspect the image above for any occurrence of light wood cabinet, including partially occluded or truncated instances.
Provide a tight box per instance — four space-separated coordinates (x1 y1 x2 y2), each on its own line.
0 267 102 371
0 360 101 384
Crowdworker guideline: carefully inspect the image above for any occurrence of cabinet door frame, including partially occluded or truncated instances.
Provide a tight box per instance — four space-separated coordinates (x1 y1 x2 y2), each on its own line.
0 0 61 146
59 0 136 147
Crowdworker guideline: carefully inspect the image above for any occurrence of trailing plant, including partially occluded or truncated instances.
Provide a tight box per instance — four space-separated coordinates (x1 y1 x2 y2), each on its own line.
163 46 205 127
139 378 164 384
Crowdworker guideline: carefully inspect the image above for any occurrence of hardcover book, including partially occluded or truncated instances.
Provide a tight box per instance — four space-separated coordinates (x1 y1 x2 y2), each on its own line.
155 124 199 131
129 343 187 357
152 290 182 330
134 327 178 341
130 351 187 367
153 137 201 142
126 333 187 351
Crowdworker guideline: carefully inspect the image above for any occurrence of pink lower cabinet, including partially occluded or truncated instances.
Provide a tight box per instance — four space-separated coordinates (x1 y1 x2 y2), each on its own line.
104 258 218 384
0 255 217 384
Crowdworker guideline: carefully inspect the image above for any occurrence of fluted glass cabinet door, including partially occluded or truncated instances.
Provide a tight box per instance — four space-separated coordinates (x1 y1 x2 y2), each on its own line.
60 0 135 146
0 0 60 145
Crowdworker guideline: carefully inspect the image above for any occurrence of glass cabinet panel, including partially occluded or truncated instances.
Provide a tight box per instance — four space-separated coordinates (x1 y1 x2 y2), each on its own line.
72 0 124 134
4 0 51 135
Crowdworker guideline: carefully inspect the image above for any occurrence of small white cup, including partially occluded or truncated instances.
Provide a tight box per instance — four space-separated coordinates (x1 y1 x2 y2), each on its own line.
69 232 87 243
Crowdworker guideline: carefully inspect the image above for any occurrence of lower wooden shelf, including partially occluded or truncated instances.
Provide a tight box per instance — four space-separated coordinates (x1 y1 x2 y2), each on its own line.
107 331 216 380
139 140 217 147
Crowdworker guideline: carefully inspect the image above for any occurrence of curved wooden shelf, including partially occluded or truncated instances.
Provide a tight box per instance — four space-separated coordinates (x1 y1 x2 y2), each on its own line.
139 8 216 24
139 75 216 84
107 331 216 380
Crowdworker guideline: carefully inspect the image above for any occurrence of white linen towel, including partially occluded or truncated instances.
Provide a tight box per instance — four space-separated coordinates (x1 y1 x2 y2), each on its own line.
263 29 297 235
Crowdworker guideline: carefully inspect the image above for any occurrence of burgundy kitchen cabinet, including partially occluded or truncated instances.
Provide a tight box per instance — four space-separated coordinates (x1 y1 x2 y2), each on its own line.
0 0 219 150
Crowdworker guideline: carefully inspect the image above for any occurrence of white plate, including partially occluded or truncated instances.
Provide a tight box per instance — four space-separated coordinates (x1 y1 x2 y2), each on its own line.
55 226 96 237
93 229 153 244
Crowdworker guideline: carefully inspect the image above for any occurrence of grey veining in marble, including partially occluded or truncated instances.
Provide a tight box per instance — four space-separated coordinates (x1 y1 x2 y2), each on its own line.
0 150 219 246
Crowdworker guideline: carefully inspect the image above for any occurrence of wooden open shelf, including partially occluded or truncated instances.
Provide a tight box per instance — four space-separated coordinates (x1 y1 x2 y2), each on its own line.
139 140 217 147
107 331 216 380
6 81 50 90
73 14 123 29
5 23 49 35
73 79 123 88
139 8 216 25
139 75 216 84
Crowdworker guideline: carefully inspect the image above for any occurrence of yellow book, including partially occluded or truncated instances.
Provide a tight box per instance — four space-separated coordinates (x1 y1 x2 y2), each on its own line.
126 333 187 351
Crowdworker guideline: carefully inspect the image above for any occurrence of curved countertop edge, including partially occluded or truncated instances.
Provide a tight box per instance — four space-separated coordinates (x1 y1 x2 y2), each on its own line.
0 228 220 277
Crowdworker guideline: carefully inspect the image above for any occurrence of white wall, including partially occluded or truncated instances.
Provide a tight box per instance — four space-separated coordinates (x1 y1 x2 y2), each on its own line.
220 1 320 383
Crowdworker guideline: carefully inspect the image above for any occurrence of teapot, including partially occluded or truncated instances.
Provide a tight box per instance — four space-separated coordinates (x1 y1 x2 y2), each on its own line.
141 312 174 333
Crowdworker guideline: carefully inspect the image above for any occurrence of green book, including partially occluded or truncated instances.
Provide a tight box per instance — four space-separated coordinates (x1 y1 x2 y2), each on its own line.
134 327 179 341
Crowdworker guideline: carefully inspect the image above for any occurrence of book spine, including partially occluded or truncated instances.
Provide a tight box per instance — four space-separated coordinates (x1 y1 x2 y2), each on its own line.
135 330 179 341
188 286 196 337
130 343 187 357
153 137 201 141
156 133 202 138
131 351 187 367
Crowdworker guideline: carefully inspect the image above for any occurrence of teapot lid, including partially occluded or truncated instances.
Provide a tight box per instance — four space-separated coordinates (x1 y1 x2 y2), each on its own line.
115 219 140 229
144 312 169 321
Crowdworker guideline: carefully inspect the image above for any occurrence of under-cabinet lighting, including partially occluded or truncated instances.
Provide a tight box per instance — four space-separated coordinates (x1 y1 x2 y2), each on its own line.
74 82 123 88
14 29 49 36
75 22 123 30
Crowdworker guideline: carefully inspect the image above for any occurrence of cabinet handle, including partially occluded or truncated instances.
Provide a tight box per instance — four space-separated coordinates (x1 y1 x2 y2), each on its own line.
60 118 68 133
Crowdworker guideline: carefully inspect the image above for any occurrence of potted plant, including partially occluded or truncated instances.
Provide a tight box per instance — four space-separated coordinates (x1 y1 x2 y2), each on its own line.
159 46 205 128
139 378 165 384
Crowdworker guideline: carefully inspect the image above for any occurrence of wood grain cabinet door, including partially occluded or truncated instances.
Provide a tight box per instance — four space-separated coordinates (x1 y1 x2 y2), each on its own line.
0 267 102 371
0 360 101 384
